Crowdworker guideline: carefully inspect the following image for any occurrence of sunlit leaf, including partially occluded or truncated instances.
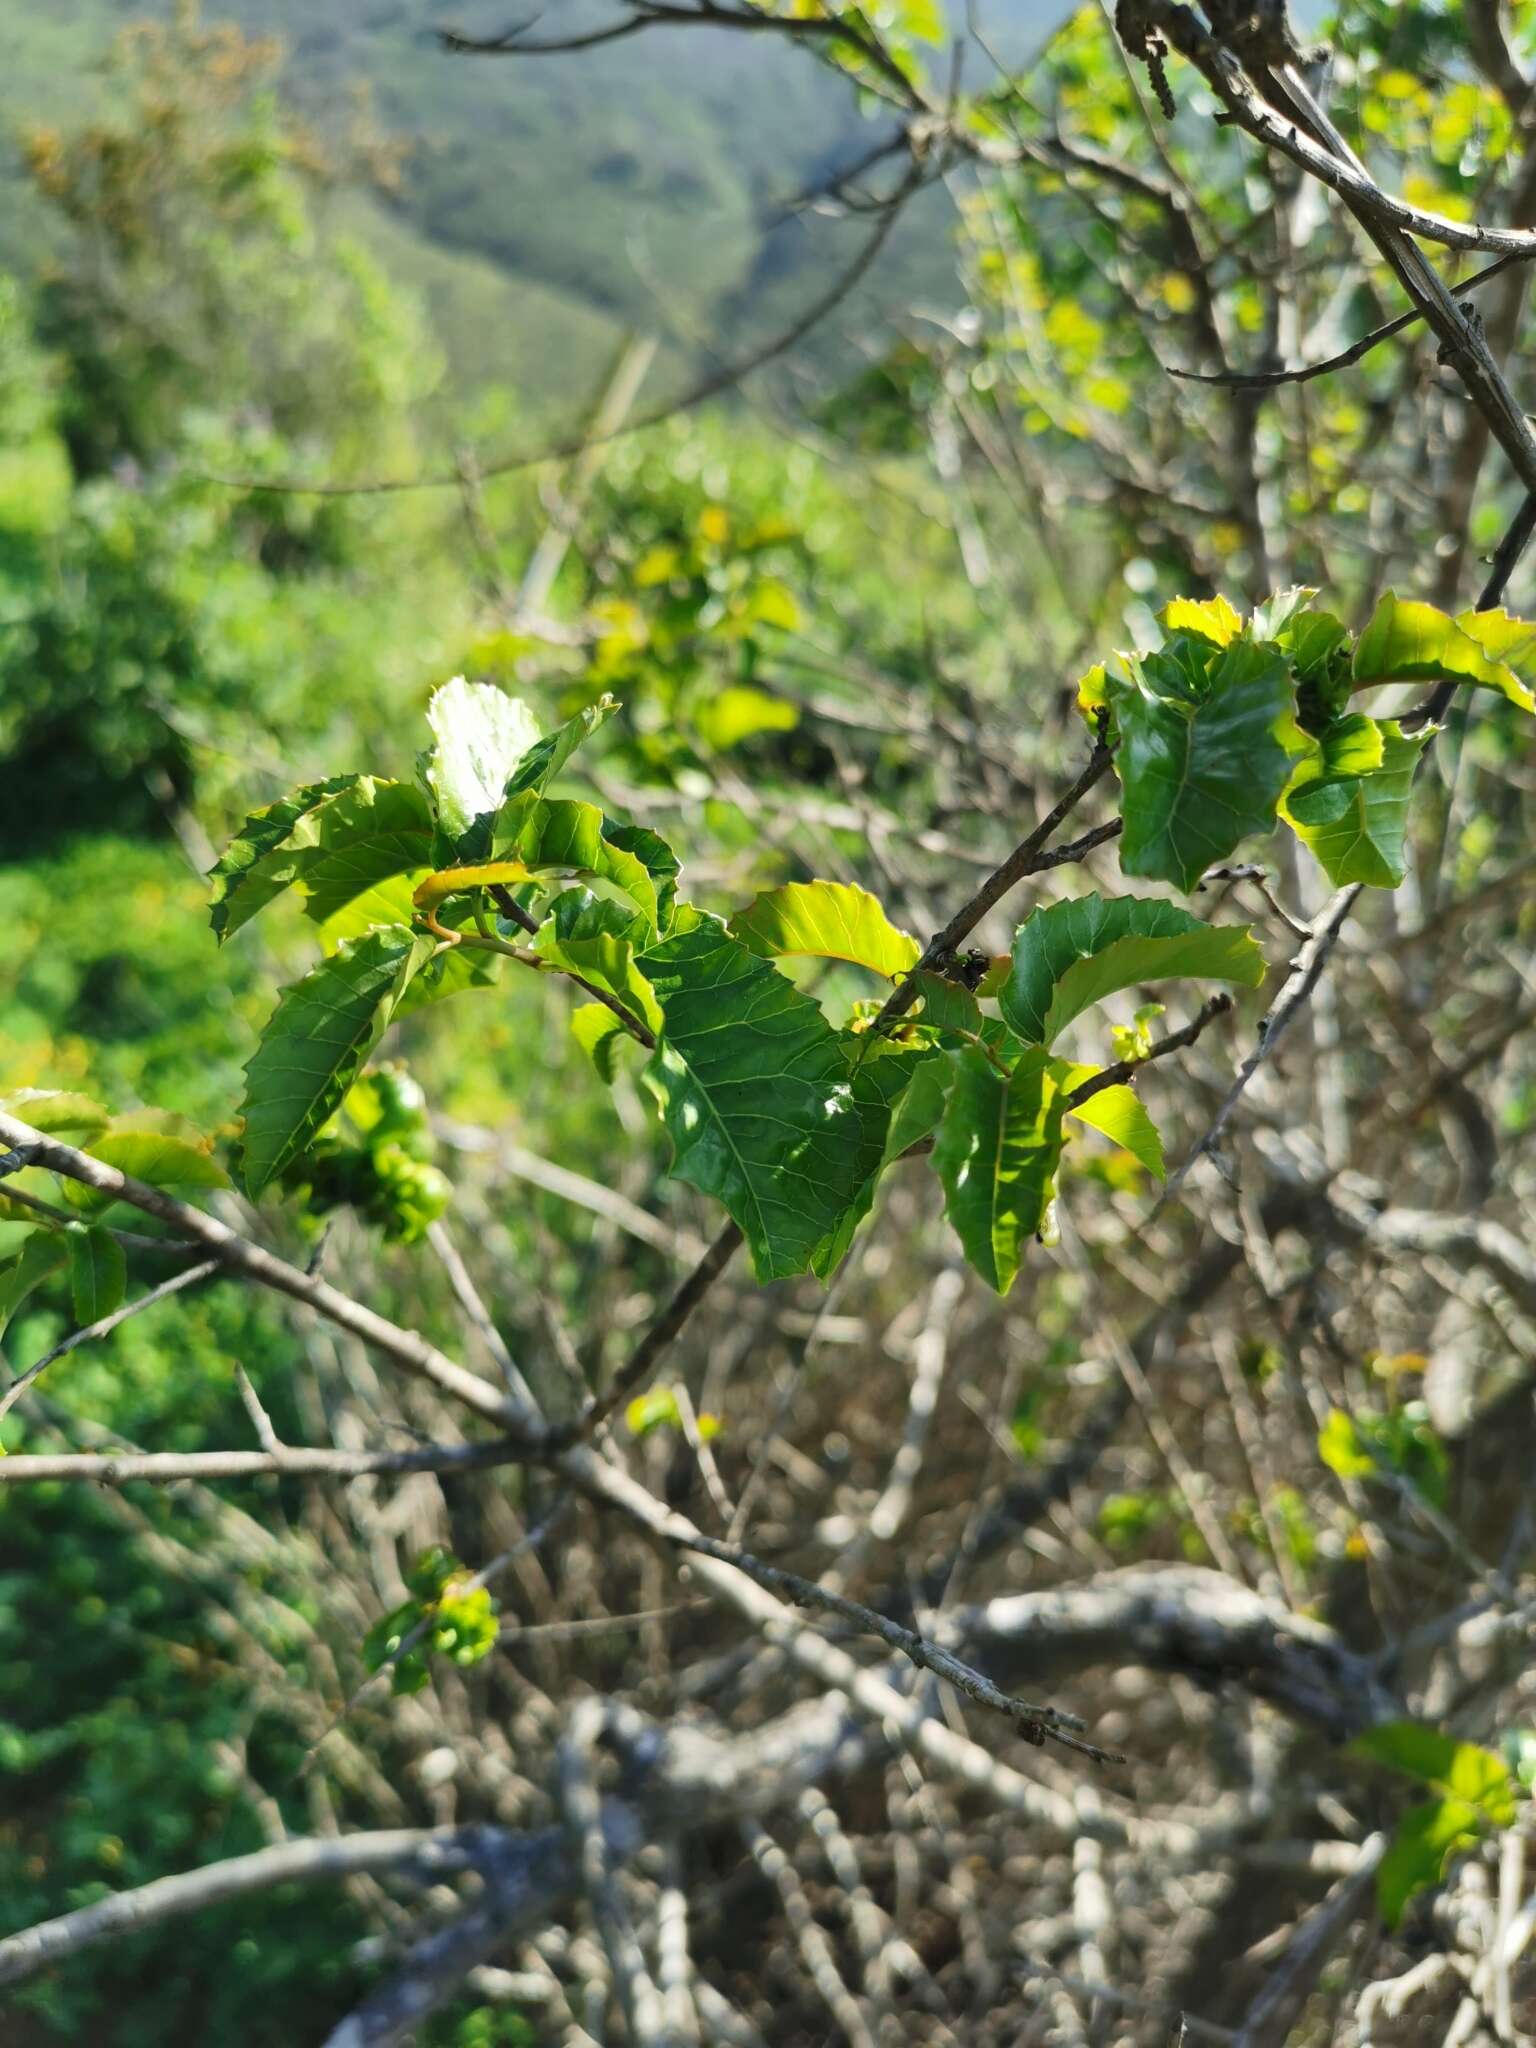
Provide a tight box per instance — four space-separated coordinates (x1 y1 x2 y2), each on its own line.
0 1090 112 1140
62 1131 230 1216
208 774 358 941
729 880 920 981
294 779 435 931
424 676 541 856
1352 593 1535 712
1282 718 1428 887
502 695 620 802
1158 594 1242 646
411 861 540 916
1108 637 1297 888
238 926 432 1195
1001 893 1263 1049
932 1047 1065 1294
1050 1061 1165 1176
571 1001 630 1082
639 918 880 1282
534 889 662 1036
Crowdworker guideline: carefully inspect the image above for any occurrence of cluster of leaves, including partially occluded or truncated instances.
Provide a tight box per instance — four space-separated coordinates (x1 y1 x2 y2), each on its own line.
1081 589 1536 892
1353 1721 1526 1927
206 574 1536 1300
362 1546 499 1698
209 675 1272 1297
277 1065 450 1246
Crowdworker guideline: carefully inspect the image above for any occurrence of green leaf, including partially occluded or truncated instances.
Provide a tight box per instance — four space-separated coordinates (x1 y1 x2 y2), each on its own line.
238 926 432 1195
424 677 542 856
1250 586 1319 639
493 797 677 938
1457 607 1536 710
1282 719 1428 887
1158 593 1243 646
208 775 358 942
69 1229 126 1324
600 820 680 935
932 1047 1066 1294
392 942 501 1017
502 695 620 802
728 880 921 981
534 889 662 1036
1110 637 1297 889
908 971 984 1035
294 780 435 932
1375 1797 1485 1928
881 1053 951 1163
1353 1722 1517 1827
0 1090 111 1140
63 1131 230 1217
694 685 799 750
639 918 877 1282
809 1051 927 1279
571 1002 630 1082
1001 893 1263 1049
1352 593 1534 712
1050 1062 1165 1176
0 1230 69 1337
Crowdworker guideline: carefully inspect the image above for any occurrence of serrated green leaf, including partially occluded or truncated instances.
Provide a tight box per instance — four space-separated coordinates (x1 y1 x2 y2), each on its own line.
62 1131 230 1217
1457 607 1536 710
293 780 435 931
809 1051 926 1278
932 1047 1065 1294
0 1090 111 1139
1001 893 1263 1049
639 919 877 1282
1352 593 1535 711
1375 1797 1484 1928
1050 1061 1164 1176
502 695 620 802
1282 718 1427 887
425 677 542 857
729 880 920 981
0 1230 70 1336
239 926 432 1195
534 889 662 1036
392 941 502 1017
1110 638 1297 889
69 1229 126 1324
492 797 676 938
208 775 359 942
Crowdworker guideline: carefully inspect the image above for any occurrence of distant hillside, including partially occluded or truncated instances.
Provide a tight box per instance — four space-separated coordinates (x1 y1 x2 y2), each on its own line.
0 0 1074 424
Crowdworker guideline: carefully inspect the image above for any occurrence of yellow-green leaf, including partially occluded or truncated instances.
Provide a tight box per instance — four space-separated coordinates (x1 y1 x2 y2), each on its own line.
728 881 920 981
